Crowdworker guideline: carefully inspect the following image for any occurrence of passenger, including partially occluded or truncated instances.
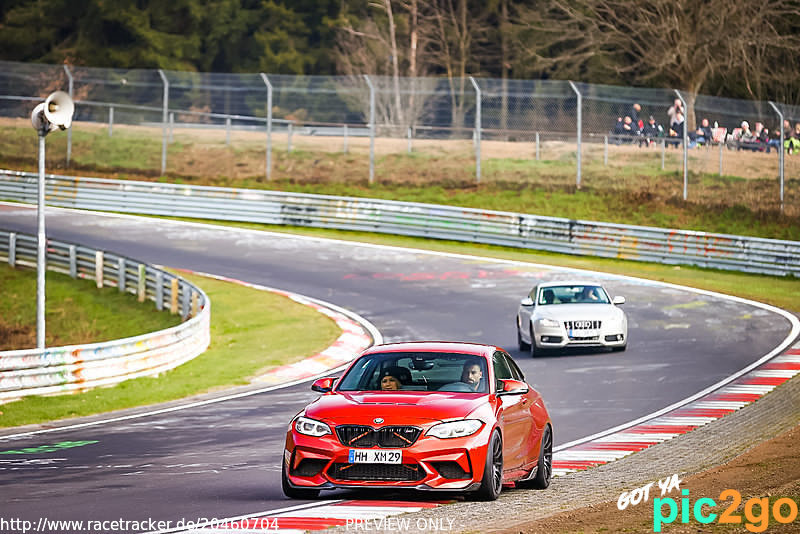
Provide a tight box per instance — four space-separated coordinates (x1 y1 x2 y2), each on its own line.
542 289 555 304
380 373 402 391
461 362 484 391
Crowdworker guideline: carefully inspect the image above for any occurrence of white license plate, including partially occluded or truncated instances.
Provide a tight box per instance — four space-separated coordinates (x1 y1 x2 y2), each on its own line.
569 329 599 338
348 449 402 464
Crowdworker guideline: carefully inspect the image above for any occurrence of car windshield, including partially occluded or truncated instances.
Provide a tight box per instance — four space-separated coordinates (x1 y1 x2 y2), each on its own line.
538 285 609 305
336 352 489 393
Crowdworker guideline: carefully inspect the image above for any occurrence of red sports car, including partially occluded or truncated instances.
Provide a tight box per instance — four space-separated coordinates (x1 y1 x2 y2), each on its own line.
282 341 553 501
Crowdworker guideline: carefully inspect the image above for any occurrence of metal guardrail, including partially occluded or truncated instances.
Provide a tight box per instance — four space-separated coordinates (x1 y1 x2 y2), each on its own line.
0 227 210 401
1 169 798 277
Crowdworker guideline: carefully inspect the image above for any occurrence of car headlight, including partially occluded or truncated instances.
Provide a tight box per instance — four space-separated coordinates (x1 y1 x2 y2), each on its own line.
426 419 483 439
294 416 332 437
536 317 560 328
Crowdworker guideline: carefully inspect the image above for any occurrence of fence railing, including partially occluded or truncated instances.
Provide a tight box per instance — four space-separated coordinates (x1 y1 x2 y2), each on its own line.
0 227 211 401
1 169 797 277
0 60 797 208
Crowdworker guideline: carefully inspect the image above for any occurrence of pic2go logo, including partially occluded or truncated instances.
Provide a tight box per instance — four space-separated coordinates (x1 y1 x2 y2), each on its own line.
654 489 799 532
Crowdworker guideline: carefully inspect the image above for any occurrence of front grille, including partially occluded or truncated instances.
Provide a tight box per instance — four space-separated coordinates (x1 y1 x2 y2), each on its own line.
292 459 328 477
564 320 601 330
329 462 425 481
431 461 471 479
335 425 422 448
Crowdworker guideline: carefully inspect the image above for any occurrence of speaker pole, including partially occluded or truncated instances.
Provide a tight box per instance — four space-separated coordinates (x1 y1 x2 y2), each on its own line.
30 91 74 350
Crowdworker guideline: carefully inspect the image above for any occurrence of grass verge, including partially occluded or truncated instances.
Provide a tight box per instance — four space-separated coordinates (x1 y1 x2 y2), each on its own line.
0 265 182 350
0 270 341 428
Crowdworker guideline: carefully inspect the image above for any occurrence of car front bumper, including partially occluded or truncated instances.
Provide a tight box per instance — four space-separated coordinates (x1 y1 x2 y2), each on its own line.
284 426 492 492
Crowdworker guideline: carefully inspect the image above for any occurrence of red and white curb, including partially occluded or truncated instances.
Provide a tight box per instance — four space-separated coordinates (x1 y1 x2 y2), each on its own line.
153 340 800 533
172 270 378 385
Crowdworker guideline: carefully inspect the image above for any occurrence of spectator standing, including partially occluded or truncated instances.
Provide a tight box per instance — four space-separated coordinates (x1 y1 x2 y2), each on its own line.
667 98 684 129
629 103 643 130
789 122 800 154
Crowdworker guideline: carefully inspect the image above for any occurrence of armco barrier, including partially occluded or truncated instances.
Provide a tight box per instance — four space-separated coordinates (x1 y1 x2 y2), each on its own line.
1 169 799 277
0 229 210 401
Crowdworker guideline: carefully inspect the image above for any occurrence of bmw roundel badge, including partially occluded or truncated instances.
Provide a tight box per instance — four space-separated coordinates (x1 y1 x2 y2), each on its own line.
373 417 384 424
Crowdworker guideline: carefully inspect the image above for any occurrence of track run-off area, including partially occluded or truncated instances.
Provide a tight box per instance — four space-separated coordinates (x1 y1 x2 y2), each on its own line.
0 202 798 533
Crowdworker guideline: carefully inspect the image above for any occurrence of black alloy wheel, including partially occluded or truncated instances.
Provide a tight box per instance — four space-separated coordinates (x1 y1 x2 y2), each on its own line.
531 425 553 489
474 430 503 501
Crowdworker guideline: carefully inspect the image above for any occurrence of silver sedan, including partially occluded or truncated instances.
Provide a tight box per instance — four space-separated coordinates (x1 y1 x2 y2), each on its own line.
516 281 628 356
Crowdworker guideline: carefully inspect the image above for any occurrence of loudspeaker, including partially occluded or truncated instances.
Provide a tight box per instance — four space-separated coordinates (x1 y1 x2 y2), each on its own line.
30 91 74 133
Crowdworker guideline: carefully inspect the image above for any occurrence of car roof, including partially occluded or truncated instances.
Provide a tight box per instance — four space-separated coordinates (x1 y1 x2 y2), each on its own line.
535 280 604 289
362 341 498 358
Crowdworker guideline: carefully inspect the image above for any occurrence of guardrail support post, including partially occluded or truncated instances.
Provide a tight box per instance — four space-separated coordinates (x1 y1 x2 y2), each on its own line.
138 264 146 302
363 74 376 185
469 76 482 184
64 65 73 167
191 291 198 318
155 272 164 311
118 257 126 293
8 233 16 267
95 251 104 288
674 90 688 200
170 277 179 314
69 245 76 278
568 81 582 188
182 283 191 319
157 69 169 176
259 73 273 181
768 101 785 213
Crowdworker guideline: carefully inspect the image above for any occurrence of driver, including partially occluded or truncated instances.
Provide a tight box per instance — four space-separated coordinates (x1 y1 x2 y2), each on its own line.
461 362 483 391
580 286 601 302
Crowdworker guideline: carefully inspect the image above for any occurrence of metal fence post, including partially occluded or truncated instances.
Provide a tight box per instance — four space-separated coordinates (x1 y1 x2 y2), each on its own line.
568 81 582 188
169 112 174 143
287 123 293 152
108 107 114 137
157 69 169 176
470 76 481 184
8 233 15 267
343 124 349 154
363 75 376 185
535 132 540 161
674 90 688 200
225 116 231 145
69 245 76 278
661 139 666 170
259 73 273 181
407 127 412 153
63 65 73 167
719 142 723 177
768 101 785 213
118 257 126 293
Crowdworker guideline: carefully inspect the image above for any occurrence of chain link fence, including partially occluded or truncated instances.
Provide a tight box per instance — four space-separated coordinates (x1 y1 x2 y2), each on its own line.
0 60 797 211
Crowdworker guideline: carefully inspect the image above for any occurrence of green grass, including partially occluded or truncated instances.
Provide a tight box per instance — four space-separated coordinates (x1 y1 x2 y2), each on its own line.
0 270 341 427
0 265 182 350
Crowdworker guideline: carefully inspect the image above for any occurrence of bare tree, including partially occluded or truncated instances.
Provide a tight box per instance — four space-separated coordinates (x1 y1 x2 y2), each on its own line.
512 0 800 126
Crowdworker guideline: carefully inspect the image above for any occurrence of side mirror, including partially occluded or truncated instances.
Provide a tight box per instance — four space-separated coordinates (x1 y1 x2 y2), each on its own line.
612 296 626 305
311 377 337 393
520 297 534 307
496 379 529 396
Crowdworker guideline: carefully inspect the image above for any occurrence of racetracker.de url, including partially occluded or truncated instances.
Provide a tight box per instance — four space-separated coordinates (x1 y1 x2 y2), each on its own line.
0 517 216 533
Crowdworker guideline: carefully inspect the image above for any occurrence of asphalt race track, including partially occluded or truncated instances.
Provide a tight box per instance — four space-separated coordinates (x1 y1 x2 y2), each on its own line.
0 203 795 531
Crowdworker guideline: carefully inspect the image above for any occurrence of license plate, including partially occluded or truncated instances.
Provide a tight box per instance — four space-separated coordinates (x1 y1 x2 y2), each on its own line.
348 449 402 464
569 329 598 338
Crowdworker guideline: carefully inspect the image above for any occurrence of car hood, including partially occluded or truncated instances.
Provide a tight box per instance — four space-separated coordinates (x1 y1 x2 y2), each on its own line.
304 391 486 425
535 303 623 321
